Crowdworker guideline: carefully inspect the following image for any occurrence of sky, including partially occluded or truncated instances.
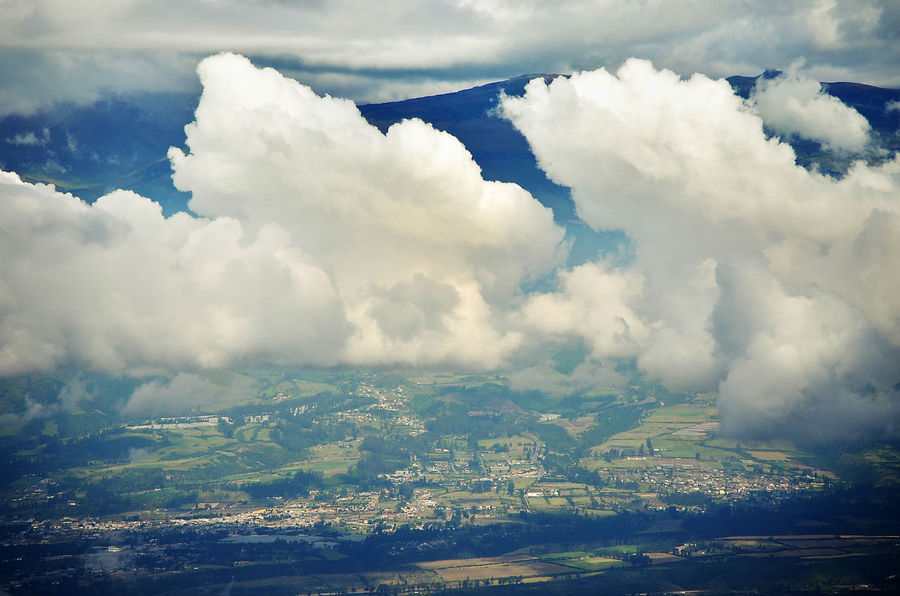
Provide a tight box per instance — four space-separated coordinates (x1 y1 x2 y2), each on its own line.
1 1 899 441
1 0 900 111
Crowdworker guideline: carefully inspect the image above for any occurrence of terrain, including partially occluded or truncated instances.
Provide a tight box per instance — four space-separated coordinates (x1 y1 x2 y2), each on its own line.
1 368 898 594
2 70 900 594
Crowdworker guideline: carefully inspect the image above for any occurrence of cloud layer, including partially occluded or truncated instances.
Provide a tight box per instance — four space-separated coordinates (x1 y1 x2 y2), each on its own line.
0 53 562 376
1 53 897 441
502 59 900 439
751 66 871 151
1 0 899 110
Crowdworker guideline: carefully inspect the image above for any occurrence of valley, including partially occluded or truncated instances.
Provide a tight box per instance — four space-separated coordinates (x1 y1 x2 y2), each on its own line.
2 369 897 594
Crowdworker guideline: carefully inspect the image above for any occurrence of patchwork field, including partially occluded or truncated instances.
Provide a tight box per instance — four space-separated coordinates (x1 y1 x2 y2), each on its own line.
419 551 614 581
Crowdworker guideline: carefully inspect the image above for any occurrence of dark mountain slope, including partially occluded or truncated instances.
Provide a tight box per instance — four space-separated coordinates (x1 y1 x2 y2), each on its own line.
727 73 900 174
0 92 197 214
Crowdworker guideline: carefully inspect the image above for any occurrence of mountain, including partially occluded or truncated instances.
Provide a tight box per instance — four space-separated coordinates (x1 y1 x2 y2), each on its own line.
2 72 897 235
0 92 197 215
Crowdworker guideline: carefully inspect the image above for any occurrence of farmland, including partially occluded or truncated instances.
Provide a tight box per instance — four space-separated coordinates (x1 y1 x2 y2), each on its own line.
1 368 898 594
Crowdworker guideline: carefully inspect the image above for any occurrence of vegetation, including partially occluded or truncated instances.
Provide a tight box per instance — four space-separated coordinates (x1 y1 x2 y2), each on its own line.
0 368 897 594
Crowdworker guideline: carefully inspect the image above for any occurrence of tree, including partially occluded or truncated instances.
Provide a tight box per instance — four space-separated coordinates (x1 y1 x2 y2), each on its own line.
217 417 236 438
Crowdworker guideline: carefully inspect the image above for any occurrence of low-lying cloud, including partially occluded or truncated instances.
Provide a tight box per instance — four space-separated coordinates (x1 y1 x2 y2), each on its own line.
502 58 900 440
0 53 563 377
751 65 871 151
123 373 254 417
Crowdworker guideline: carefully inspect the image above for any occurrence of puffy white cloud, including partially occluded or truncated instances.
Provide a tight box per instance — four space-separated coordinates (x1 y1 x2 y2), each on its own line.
507 360 626 396
0 170 349 375
714 255 900 440
751 66 871 151
520 261 650 360
502 59 900 439
170 53 563 369
2 50 898 439
0 54 563 377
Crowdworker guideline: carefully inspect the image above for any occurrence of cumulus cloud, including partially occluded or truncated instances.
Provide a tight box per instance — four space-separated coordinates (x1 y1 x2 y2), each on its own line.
57 377 94 411
507 360 627 396
0 170 349 375
2 51 898 440
170 53 563 368
751 65 871 151
502 59 900 440
713 255 900 440
520 261 649 360
0 54 563 377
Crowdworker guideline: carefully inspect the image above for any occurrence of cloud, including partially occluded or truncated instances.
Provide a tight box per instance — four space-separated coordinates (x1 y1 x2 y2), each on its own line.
751 64 871 151
0 170 349 375
5 128 50 146
502 59 900 440
507 360 626 396
0 49 199 116
520 261 650 361
122 373 253 417
127 447 152 462
1 51 897 440
57 377 94 411
1 1 900 108
713 255 900 440
0 397 54 427
170 53 563 369
0 54 563 376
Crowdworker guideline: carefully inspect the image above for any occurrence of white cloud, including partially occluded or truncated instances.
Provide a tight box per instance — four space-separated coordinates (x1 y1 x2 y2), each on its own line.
520 261 650 360
1 51 898 439
0 397 54 427
502 59 900 439
751 65 871 151
170 53 564 369
123 373 253 417
5 128 49 146
507 360 626 396
0 170 349 375
0 54 563 377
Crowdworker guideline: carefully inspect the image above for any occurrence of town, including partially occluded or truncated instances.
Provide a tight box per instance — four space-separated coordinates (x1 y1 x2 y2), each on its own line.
1 370 893 594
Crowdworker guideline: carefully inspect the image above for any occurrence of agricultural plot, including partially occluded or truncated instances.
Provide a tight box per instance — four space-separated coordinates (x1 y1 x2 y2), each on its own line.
548 414 597 436
746 450 792 461
291 439 362 475
707 534 900 565
419 555 575 581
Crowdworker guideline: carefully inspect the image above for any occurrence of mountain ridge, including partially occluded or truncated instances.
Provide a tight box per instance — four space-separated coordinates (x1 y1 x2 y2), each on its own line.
2 71 897 221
